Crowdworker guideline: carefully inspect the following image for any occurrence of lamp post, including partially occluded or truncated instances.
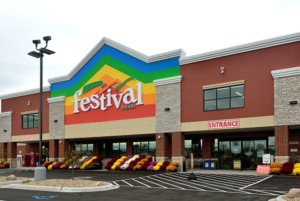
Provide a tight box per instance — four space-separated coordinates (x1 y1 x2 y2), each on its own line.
28 36 55 166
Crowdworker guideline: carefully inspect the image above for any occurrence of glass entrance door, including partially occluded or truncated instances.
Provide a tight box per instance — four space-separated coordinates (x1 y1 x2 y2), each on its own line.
218 139 267 170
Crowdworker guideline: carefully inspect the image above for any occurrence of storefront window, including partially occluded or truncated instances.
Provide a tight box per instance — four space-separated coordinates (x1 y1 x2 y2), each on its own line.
148 141 156 156
184 140 192 157
75 143 93 156
204 85 244 111
113 142 127 156
219 141 231 158
268 136 275 155
22 113 39 129
212 138 219 157
255 140 266 158
230 141 241 159
184 139 202 158
133 141 156 156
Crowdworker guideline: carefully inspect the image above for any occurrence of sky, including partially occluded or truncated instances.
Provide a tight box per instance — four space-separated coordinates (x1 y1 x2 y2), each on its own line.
0 0 300 110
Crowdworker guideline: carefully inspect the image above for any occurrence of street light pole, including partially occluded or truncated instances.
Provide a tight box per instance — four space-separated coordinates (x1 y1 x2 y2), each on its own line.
28 36 55 167
39 54 43 166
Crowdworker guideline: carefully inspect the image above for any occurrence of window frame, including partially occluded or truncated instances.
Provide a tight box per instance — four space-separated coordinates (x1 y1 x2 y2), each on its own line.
203 84 245 111
22 113 39 129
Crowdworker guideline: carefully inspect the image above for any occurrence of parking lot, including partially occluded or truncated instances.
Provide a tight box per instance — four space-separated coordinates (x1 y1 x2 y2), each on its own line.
0 169 299 201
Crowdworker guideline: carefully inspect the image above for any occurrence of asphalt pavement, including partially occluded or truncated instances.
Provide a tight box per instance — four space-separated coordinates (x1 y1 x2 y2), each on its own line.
0 168 299 201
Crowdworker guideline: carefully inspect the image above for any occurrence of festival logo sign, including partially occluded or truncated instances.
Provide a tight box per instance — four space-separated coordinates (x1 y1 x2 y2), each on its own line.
50 43 180 125
73 77 143 113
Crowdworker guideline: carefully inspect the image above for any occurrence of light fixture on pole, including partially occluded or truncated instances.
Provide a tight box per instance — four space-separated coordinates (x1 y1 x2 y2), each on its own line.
28 36 55 167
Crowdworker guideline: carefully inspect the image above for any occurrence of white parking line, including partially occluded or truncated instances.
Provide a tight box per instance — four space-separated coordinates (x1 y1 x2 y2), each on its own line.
173 173 245 189
139 177 168 188
239 175 272 189
247 189 281 196
153 174 206 191
159 173 223 192
171 173 254 194
132 179 151 188
122 180 134 187
182 173 248 186
197 174 262 185
146 175 186 190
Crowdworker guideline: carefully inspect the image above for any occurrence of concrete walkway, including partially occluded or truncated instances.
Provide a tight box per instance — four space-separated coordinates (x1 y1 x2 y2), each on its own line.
185 169 260 176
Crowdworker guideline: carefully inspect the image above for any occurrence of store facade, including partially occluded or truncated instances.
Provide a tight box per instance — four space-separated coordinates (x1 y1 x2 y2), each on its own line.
0 33 300 169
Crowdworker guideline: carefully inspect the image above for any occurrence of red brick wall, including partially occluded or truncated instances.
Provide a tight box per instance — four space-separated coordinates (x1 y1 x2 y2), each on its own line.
0 143 5 158
7 142 17 158
172 132 184 157
156 133 171 158
58 139 70 158
126 139 133 156
181 42 300 122
2 91 50 136
202 136 212 159
49 140 58 159
275 125 289 156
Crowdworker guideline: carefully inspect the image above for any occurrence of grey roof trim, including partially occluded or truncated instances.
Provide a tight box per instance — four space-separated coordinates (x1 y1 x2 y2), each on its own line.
49 37 184 84
0 86 50 100
271 66 300 78
154 75 182 86
180 32 300 65
0 111 12 118
48 96 65 103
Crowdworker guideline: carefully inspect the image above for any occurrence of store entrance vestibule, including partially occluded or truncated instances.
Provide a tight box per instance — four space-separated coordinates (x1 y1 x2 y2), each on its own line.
218 139 269 170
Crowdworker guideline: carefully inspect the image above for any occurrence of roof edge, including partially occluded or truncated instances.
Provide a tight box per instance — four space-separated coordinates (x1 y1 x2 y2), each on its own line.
49 37 184 84
271 66 300 78
180 32 300 65
0 86 50 100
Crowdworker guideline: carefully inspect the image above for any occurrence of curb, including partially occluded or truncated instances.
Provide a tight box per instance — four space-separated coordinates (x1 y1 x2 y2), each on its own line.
1 182 119 193
0 180 24 186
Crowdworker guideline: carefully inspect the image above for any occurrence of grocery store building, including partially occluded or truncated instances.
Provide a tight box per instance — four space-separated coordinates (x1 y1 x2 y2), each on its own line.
0 33 300 169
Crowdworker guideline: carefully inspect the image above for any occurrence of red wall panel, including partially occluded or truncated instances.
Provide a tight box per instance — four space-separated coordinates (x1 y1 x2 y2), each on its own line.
181 42 300 122
2 91 50 136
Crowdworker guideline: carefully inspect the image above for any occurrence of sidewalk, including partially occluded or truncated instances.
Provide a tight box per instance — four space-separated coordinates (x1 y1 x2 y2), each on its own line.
185 169 260 176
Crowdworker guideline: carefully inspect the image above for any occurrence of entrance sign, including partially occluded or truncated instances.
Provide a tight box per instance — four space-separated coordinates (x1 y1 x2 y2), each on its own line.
208 119 240 129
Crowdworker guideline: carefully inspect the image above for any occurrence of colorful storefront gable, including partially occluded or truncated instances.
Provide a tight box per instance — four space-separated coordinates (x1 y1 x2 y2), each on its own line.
50 38 181 125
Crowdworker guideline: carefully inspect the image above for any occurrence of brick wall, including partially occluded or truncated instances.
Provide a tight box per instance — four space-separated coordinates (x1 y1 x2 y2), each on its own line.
274 75 300 125
49 98 65 139
275 125 289 156
171 132 184 157
156 133 171 158
0 112 12 143
58 139 70 159
49 140 58 160
155 77 181 133
202 136 212 159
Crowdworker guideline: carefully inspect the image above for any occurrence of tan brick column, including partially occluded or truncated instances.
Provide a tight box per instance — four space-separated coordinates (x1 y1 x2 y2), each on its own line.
275 125 290 163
